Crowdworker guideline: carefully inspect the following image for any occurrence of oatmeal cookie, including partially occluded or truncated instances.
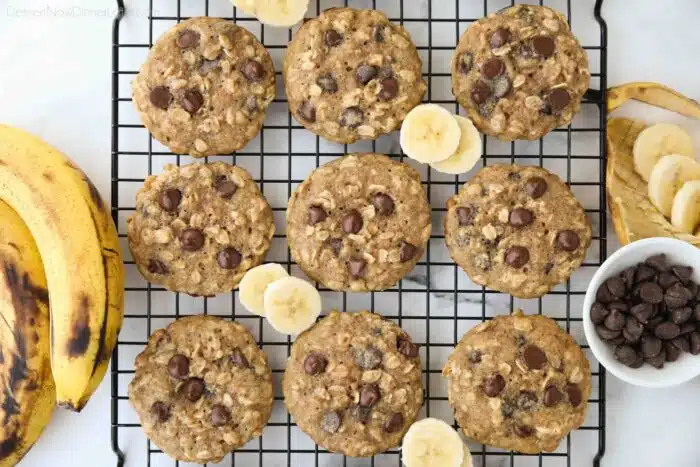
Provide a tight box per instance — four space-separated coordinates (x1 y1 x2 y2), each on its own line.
284 7 426 144
451 5 590 140
443 311 591 453
129 316 273 463
283 310 423 457
444 164 591 298
286 153 431 292
127 162 275 296
132 17 275 156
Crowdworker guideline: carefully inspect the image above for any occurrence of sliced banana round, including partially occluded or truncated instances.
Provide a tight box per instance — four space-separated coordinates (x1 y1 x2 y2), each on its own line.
264 276 322 334
430 116 483 175
402 418 465 467
671 180 700 234
648 154 700 217
239 263 289 316
400 104 462 164
633 123 695 181
232 0 309 27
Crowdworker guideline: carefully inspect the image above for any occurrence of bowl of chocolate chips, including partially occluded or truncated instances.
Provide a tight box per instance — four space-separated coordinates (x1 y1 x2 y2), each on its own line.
583 237 700 387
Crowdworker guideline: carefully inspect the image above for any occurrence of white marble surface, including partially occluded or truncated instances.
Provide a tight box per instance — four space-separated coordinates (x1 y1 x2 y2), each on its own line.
0 0 699 466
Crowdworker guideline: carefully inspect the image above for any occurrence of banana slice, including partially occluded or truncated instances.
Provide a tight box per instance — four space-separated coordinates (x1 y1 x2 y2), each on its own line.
632 123 695 181
671 180 700 234
402 418 465 467
264 276 322 334
648 154 700 217
460 444 473 467
430 116 483 174
239 263 289 316
232 0 309 27
400 104 462 164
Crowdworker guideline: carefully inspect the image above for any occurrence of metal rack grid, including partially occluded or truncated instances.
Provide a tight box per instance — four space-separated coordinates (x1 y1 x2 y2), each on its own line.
111 0 608 466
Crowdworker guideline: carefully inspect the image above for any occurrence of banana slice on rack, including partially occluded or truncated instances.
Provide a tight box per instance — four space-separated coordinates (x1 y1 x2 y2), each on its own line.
632 123 695 181
232 0 310 27
401 418 465 467
264 276 322 334
671 180 700 234
430 116 483 175
647 154 700 217
400 104 462 164
239 263 289 316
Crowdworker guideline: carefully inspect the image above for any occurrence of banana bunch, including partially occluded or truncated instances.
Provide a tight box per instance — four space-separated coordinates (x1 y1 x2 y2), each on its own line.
0 125 125 413
0 200 55 466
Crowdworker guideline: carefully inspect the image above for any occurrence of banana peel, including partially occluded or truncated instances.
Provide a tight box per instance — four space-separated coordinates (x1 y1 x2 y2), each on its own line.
606 82 700 247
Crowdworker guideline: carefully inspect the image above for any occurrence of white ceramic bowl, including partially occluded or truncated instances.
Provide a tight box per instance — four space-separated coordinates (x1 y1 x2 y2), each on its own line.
583 237 700 388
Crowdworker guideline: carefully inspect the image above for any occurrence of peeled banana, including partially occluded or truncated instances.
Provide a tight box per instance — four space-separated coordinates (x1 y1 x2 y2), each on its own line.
239 263 289 316
671 180 700 234
647 154 700 217
430 116 483 175
632 123 695 182
400 104 462 163
0 125 124 411
263 276 321 334
401 417 466 467
0 200 55 466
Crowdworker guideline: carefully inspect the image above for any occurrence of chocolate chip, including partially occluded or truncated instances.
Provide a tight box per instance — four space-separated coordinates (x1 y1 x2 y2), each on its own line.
316 74 338 93
209 404 231 427
372 193 394 215
159 188 182 212
468 349 482 364
665 282 693 308
646 315 665 331
505 246 529 268
150 402 170 422
608 301 629 313
397 337 419 358
595 324 620 341
356 346 382 370
348 259 367 278
217 248 242 269
515 425 534 438
525 178 548 200
566 384 582 407
631 302 654 324
321 411 341 433
595 283 614 303
671 307 693 325
359 383 381 407
680 322 696 335
180 377 205 402
665 341 681 362
180 89 204 114
622 266 637 288
489 28 511 48
483 374 505 397
509 208 534 227
672 265 693 284
481 57 505 79
605 276 627 298
308 206 327 225
604 309 626 332
180 229 204 251
377 77 399 101
230 348 250 368
177 29 200 48
456 206 475 226
168 354 190 379
671 335 690 352
384 413 404 433
690 332 700 355
646 351 666 369
556 230 580 251
215 177 237 198
471 81 491 104
544 385 563 406
640 335 662 358
356 64 378 85
629 353 645 368
635 264 657 283
517 391 537 410
614 345 639 367
547 88 571 112
150 86 172 109
372 24 386 42
655 321 681 340
544 262 554 274
639 282 664 304
324 29 343 47
341 210 363 234
350 404 372 424
400 242 419 263
492 76 512 98
340 106 364 128
623 317 644 343
658 272 679 290
298 101 316 122
695 304 700 322
590 302 609 324
646 254 668 272
458 52 474 74
147 259 169 275
304 352 328 375
532 36 556 57
523 345 547 370
328 238 343 256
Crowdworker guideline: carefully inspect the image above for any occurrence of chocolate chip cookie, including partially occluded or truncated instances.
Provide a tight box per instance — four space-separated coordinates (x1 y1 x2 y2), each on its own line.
286 153 431 291
283 310 423 457
284 8 426 144
132 17 275 156
127 162 275 296
443 311 591 453
129 315 273 463
451 5 590 140
445 164 591 298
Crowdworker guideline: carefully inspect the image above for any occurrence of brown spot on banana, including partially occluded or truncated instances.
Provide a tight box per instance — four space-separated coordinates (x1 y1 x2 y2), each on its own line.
0 433 19 460
42 171 53 182
83 176 105 212
67 295 92 358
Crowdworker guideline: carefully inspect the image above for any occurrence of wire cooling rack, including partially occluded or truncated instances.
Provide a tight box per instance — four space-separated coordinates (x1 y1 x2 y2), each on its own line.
111 0 608 466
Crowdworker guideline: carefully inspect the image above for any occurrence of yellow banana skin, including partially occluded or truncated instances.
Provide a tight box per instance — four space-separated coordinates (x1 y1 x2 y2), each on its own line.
0 200 55 466
0 125 125 411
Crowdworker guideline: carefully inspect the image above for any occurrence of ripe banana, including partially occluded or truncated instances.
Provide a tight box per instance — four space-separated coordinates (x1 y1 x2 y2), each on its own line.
263 276 321 334
401 417 465 467
0 125 124 411
647 154 700 217
232 0 309 27
430 116 483 175
0 200 55 466
400 104 462 164
632 123 695 182
239 263 288 316
671 180 700 234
